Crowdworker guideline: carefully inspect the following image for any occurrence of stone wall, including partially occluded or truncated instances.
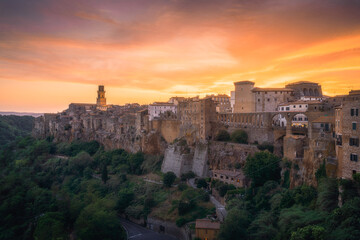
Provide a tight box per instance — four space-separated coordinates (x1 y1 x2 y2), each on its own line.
161 144 193 176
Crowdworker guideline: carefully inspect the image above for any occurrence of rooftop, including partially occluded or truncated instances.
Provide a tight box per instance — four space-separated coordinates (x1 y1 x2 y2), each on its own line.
195 219 220 230
349 90 360 96
252 87 294 92
234 80 255 85
149 102 176 106
286 81 320 86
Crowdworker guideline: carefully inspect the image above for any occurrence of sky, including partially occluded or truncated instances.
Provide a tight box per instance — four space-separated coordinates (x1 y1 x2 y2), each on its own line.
1 0 360 112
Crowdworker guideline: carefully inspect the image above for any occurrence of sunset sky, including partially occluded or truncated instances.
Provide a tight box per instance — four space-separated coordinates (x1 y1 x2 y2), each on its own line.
1 0 360 113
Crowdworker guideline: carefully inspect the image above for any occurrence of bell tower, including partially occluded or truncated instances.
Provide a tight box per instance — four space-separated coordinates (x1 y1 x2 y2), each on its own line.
96 85 106 107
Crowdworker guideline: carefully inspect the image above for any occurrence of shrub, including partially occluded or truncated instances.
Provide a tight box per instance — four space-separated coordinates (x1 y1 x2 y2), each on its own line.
230 130 248 144
163 172 176 187
215 130 230 141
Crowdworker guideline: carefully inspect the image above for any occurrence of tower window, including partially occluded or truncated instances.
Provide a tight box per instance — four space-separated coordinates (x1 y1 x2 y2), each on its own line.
352 122 357 130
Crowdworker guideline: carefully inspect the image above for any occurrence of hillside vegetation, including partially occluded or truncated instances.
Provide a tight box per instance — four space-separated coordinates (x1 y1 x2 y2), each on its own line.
0 115 34 145
217 152 360 240
0 137 213 240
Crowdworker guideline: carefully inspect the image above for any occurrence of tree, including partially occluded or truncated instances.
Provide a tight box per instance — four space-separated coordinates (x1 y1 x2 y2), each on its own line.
68 151 93 175
230 129 248 144
196 178 208 189
290 225 325 240
215 130 230 141
33 212 67 240
163 171 176 187
316 178 338 212
116 189 134 212
75 204 125 240
219 208 250 240
101 164 109 184
244 151 281 187
128 152 144 175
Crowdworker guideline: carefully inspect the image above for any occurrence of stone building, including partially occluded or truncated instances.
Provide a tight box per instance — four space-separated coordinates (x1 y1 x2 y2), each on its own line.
96 85 108 111
335 90 360 179
232 81 256 113
285 81 323 101
178 98 217 141
253 87 294 112
148 102 177 121
205 94 231 113
195 219 220 240
212 169 247 187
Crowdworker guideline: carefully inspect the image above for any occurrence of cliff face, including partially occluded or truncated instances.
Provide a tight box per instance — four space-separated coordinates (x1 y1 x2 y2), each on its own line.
208 141 259 170
33 105 166 155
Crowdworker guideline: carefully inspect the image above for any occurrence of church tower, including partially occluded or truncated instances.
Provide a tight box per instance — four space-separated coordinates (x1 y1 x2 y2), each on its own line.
96 85 106 107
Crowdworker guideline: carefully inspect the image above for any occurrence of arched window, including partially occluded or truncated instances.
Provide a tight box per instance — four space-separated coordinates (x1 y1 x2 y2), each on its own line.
303 88 308 96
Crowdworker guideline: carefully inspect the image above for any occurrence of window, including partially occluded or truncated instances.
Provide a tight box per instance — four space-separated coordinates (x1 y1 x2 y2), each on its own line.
336 134 342 146
349 138 359 147
353 170 357 175
350 153 358 162
299 105 302 108
351 108 359 116
353 122 357 130
286 107 290 111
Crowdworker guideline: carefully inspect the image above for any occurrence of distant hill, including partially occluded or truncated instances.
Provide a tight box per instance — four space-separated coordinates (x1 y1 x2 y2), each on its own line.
0 111 43 117
0 115 35 146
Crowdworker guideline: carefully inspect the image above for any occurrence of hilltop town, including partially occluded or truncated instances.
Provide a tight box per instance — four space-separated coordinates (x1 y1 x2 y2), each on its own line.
33 81 360 189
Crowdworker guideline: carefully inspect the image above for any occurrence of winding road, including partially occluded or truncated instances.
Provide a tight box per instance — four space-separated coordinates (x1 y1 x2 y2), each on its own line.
119 218 178 240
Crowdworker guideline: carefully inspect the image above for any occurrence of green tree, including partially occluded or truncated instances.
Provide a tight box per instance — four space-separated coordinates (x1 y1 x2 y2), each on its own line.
196 178 208 189
33 212 68 240
290 225 325 240
101 164 109 184
316 178 338 212
163 171 176 187
75 204 125 240
230 129 248 144
128 152 144 175
215 130 230 141
219 208 250 240
244 151 281 187
117 189 134 212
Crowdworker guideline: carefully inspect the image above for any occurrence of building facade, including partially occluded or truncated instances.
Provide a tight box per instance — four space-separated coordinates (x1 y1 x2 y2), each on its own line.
335 90 360 179
148 102 177 121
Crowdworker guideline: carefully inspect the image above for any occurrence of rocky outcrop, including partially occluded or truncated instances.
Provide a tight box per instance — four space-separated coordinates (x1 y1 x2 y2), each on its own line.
208 141 259 170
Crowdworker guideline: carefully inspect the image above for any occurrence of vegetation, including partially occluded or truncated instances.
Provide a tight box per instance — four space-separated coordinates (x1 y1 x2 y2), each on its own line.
163 171 176 187
244 151 281 187
0 115 34 145
230 129 248 144
215 130 230 141
0 136 214 239
218 152 360 240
